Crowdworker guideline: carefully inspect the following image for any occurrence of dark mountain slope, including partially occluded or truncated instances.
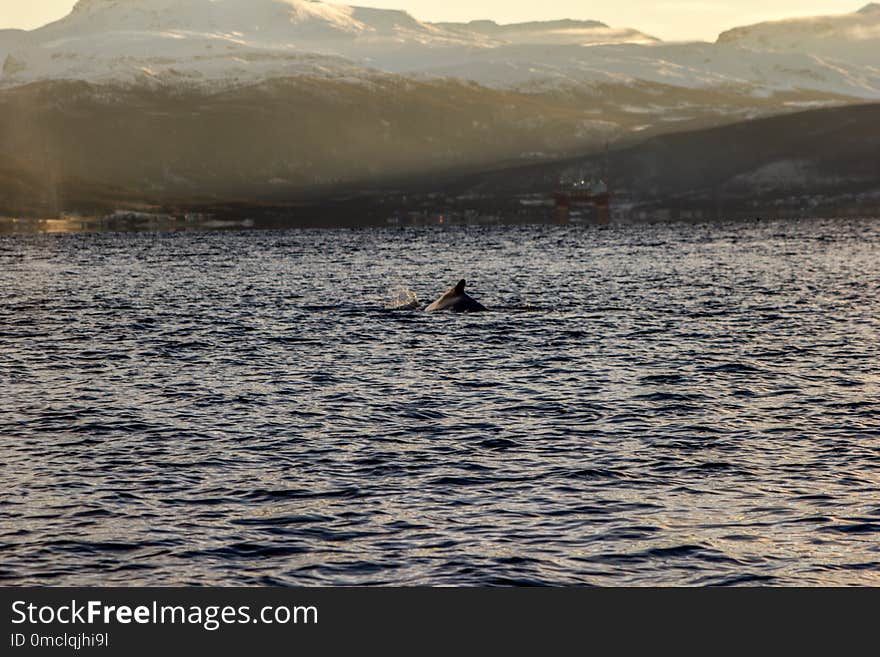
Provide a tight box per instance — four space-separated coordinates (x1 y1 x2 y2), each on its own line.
457 103 880 204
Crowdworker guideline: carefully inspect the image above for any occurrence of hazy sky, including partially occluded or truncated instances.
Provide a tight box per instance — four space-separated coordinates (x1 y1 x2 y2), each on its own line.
0 1 864 41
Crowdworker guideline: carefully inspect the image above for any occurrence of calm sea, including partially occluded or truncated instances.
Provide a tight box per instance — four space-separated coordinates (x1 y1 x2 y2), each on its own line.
1 217 878 585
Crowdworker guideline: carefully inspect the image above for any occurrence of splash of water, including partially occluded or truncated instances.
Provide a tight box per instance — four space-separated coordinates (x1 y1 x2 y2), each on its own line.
386 286 421 310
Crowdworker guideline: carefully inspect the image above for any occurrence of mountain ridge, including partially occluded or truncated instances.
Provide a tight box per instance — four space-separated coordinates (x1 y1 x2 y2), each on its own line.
1 0 877 100
717 2 880 65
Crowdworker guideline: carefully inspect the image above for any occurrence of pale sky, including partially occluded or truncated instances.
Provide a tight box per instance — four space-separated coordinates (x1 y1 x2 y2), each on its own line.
0 0 866 41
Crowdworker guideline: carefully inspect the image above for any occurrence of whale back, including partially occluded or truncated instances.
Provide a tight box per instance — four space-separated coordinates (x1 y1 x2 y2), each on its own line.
425 279 487 313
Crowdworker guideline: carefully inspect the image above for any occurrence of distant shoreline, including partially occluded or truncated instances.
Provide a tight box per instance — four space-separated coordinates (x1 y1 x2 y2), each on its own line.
2 207 877 235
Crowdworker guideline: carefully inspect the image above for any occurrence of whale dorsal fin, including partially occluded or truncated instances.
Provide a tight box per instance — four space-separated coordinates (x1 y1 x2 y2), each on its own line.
455 279 466 294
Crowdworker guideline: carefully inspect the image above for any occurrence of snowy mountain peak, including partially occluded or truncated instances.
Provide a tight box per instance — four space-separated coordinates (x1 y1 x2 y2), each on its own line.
55 0 370 36
46 0 453 43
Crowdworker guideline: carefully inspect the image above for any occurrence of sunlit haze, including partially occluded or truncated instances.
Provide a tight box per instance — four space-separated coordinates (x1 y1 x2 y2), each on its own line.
0 0 865 41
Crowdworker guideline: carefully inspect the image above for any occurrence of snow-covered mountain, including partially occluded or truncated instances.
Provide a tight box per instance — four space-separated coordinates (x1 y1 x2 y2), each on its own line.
718 3 880 65
406 6 880 97
1 0 470 85
1 0 878 100
412 42 880 98
40 0 450 41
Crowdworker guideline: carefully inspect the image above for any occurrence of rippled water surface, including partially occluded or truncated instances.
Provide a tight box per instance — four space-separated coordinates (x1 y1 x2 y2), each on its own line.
2 218 879 586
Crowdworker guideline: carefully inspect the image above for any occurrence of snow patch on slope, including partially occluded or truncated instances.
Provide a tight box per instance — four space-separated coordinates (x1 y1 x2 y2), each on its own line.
717 3 880 65
433 19 657 46
411 42 880 98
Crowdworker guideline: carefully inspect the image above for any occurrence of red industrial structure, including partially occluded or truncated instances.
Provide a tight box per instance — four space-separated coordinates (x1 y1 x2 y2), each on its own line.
552 181 611 223
552 143 612 222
